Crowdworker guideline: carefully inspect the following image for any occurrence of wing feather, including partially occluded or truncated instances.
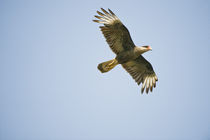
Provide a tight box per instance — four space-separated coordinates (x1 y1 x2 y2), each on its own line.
122 55 158 94
93 8 135 54
141 77 147 93
150 77 153 92
146 77 150 94
108 9 117 17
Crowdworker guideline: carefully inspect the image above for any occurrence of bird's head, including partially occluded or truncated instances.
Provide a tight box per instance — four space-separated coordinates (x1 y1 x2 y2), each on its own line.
136 45 152 54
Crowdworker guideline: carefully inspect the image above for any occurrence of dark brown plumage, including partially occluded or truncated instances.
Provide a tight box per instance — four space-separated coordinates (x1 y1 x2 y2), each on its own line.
93 8 158 94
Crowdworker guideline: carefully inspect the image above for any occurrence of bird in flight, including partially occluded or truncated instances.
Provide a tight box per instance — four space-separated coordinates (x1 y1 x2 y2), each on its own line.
93 8 158 94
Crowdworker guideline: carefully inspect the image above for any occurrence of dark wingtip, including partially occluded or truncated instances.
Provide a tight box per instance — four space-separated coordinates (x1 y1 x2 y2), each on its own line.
101 8 109 15
95 15 101 19
108 8 115 15
146 88 149 94
93 20 99 23
150 86 153 92
141 88 144 94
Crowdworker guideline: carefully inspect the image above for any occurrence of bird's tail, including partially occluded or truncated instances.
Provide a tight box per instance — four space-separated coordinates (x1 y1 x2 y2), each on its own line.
98 59 118 73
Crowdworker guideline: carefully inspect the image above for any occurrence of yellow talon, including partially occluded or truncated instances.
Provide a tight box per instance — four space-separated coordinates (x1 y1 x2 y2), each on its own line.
108 59 115 66
97 59 118 73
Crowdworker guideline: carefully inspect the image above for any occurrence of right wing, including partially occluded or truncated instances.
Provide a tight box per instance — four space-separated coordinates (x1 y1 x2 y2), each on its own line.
93 8 135 54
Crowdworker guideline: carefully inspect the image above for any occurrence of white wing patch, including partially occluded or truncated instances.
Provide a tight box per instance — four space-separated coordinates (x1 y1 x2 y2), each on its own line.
141 74 158 94
93 8 120 25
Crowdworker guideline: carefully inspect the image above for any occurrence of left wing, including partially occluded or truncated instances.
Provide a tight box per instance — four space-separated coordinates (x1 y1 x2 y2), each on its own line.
122 55 158 94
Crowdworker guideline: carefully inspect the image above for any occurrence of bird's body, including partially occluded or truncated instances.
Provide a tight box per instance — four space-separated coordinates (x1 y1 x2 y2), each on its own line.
116 47 150 64
93 8 158 94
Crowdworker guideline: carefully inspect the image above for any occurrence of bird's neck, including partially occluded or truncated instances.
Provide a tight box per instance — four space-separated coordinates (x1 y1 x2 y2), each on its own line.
134 46 147 56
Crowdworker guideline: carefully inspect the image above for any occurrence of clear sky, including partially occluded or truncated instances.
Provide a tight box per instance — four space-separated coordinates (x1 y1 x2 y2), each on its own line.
1 0 210 140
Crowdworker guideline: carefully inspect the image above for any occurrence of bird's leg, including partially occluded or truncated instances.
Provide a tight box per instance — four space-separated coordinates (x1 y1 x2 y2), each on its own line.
107 59 118 69
108 59 115 66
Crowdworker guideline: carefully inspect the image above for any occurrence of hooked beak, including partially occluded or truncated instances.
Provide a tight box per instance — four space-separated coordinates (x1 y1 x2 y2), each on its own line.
148 46 152 51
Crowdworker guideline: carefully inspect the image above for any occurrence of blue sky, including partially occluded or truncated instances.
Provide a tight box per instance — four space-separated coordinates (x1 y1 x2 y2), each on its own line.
1 0 210 140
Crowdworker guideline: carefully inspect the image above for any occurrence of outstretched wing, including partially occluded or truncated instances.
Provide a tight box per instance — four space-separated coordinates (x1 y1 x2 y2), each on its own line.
122 55 158 94
93 8 135 54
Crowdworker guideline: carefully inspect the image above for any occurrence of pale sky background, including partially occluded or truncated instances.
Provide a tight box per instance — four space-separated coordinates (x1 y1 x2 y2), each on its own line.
1 0 210 140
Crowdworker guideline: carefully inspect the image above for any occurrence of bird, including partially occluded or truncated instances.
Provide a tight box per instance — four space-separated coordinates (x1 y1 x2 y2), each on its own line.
93 8 158 94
